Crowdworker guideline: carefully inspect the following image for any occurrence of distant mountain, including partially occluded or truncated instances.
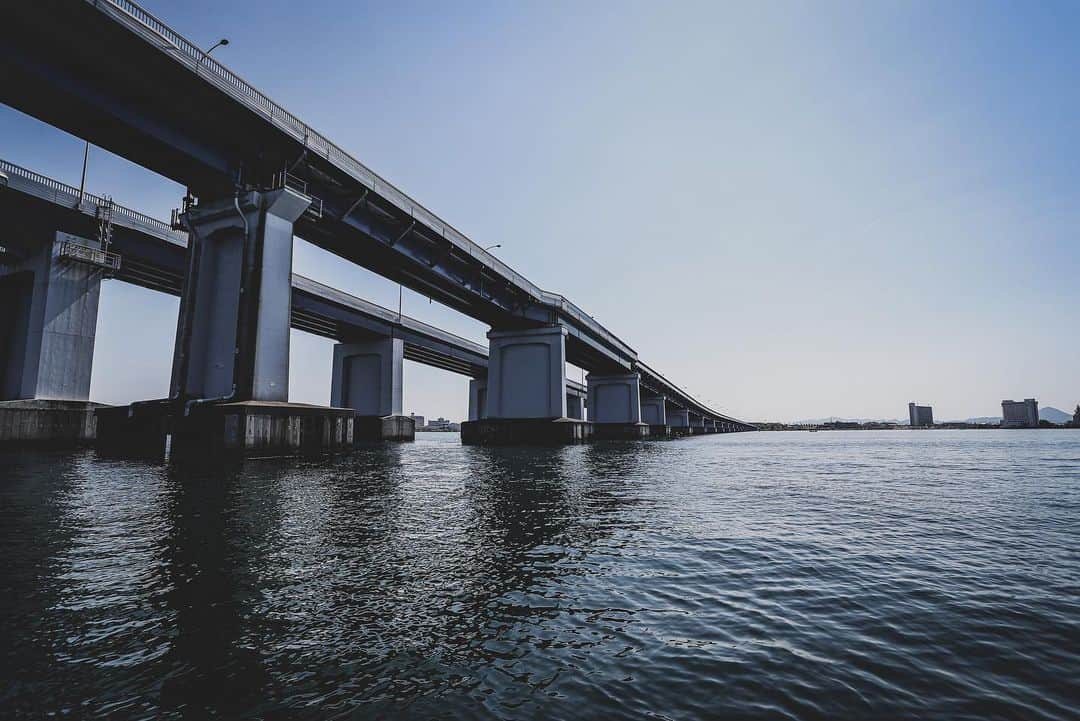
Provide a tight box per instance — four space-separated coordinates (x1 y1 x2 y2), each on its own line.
1040 407 1073 424
793 417 906 425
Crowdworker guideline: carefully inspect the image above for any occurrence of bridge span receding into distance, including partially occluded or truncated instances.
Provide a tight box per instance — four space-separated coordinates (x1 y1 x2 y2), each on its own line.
1 0 753 454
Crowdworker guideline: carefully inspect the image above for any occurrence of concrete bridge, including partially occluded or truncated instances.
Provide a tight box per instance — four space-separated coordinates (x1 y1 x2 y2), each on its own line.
1 0 754 454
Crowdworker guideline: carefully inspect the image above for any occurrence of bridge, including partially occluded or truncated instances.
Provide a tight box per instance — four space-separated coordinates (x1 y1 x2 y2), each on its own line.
1 0 754 453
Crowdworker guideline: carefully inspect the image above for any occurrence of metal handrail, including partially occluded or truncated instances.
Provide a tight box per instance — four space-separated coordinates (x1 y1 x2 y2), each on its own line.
0 158 187 246
86 0 633 357
57 239 122 270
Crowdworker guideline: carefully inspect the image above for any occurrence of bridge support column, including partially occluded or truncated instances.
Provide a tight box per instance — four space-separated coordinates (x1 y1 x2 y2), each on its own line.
641 395 668 437
100 188 354 459
689 412 706 435
668 408 691 436
1 231 106 444
587 372 647 439
468 379 488 421
566 389 585 420
462 326 590 444
170 189 308 402
331 338 413 441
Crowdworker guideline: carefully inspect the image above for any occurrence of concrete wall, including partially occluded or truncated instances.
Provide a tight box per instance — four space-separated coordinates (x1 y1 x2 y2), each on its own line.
486 326 567 419
1 232 101 401
331 338 404 417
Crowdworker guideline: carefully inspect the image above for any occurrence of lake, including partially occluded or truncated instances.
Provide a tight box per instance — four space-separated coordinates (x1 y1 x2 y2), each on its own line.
2 430 1077 719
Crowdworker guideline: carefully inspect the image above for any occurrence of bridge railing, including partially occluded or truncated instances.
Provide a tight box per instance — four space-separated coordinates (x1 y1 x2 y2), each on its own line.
89 0 631 357
0 158 187 246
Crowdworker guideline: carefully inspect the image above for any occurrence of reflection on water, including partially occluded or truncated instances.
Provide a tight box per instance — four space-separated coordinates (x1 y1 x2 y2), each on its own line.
1 431 1078 719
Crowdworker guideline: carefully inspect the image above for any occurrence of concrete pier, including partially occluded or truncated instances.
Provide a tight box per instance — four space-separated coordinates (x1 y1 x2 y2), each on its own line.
461 417 591 445
171 189 308 402
463 326 577 444
169 401 354 458
0 399 105 444
485 326 567 419
0 230 107 444
587 372 648 440
668 408 691 435
332 338 414 441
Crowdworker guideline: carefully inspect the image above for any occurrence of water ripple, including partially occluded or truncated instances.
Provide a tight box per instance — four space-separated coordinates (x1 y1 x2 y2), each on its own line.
1 430 1078 719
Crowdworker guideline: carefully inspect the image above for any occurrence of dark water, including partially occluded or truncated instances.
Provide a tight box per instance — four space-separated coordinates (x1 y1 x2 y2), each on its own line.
2 430 1078 720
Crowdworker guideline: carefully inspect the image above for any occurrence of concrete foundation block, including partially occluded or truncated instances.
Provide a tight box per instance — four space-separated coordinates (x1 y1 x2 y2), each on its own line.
592 422 650 440
354 414 415 442
170 401 354 459
461 417 591 445
0 399 105 445
647 424 671 438
95 403 171 459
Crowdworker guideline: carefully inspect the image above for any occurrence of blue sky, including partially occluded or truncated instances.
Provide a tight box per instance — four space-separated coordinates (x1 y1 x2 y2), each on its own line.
2 0 1077 421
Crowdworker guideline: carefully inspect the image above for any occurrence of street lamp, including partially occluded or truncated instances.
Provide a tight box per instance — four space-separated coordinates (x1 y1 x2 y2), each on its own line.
195 38 229 77
483 243 501 252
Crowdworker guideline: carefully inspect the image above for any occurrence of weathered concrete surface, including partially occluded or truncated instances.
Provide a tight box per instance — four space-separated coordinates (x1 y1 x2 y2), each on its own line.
0 399 106 444
647 424 671 438
95 403 170 458
461 418 590 445
170 401 353 458
354 414 415 442
97 401 354 459
592 422 650 440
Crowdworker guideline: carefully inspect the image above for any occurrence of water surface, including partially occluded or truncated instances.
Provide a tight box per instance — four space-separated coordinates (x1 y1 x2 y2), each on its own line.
2 430 1078 719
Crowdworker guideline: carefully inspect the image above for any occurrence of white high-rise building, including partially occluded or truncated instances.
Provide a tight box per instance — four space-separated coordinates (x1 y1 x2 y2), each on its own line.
1001 399 1039 428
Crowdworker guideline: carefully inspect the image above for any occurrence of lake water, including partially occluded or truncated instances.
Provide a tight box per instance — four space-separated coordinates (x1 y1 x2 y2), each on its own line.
2 430 1078 719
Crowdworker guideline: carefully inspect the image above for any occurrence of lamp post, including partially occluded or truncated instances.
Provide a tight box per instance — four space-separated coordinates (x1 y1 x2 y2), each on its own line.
195 38 229 77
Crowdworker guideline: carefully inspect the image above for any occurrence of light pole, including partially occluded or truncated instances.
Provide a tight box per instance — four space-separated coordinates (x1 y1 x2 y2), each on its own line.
77 141 90 208
195 38 229 77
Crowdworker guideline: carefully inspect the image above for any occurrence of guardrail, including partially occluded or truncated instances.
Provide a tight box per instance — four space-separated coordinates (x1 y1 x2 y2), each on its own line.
87 0 634 359
58 239 122 271
0 158 187 246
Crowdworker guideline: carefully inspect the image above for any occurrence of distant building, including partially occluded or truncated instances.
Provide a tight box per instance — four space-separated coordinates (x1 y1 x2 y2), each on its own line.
1074 405 1080 428
908 403 934 427
410 413 425 429
428 417 452 431
1001 399 1039 428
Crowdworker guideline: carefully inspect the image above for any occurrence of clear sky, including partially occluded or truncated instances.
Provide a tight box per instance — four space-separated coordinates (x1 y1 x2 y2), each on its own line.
3 0 1077 422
